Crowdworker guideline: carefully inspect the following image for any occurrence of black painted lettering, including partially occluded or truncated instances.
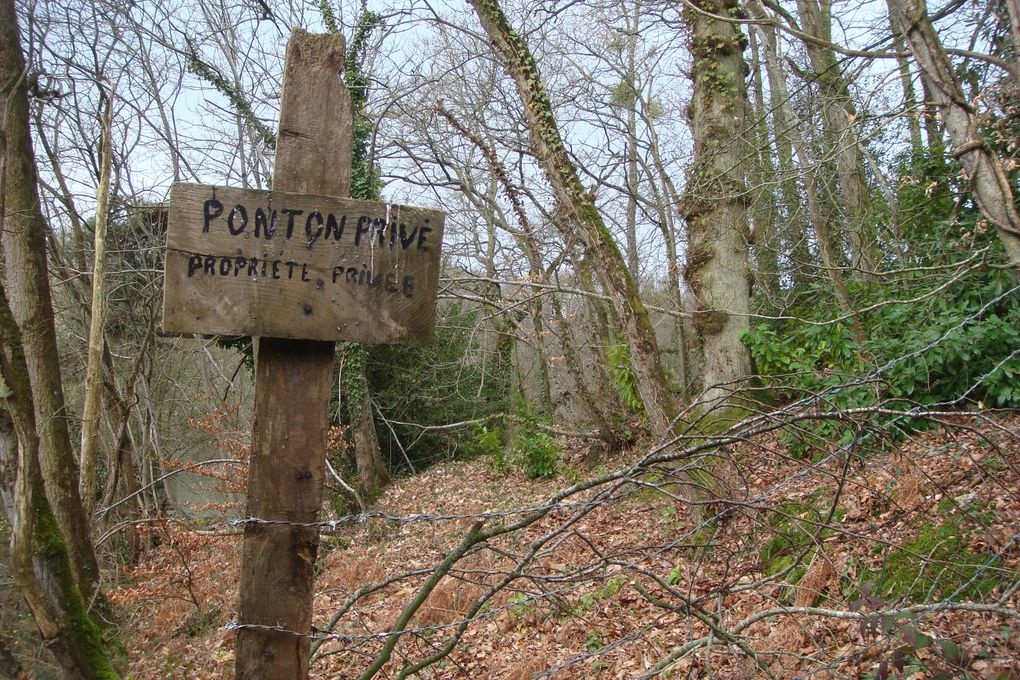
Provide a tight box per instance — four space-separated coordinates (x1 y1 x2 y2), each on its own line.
402 275 415 298
374 218 386 246
281 208 303 238
188 254 203 277
346 267 358 283
358 265 367 285
332 265 344 283
234 257 246 275
227 205 248 235
385 272 398 292
325 214 346 240
286 260 298 278
272 261 281 279
418 223 433 250
355 216 372 246
301 264 310 281
219 258 232 276
203 199 223 232
204 256 216 276
389 221 399 249
261 259 268 277
399 223 419 249
255 208 277 239
248 258 259 276
305 211 323 244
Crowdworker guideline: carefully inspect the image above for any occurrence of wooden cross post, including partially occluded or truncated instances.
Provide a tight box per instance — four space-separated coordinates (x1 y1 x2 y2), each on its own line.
162 29 444 680
230 30 345 680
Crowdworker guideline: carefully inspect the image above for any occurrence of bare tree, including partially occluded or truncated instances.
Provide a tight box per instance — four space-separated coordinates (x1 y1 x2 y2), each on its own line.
466 0 678 439
890 0 1020 270
1 0 101 602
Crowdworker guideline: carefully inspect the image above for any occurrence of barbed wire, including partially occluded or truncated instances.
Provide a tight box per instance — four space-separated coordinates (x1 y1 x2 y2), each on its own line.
225 498 610 532
220 414 1019 660
131 283 1020 678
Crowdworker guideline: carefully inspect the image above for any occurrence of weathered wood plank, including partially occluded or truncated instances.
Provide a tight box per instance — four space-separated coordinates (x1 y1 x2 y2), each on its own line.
234 29 349 680
163 183 444 343
236 337 334 680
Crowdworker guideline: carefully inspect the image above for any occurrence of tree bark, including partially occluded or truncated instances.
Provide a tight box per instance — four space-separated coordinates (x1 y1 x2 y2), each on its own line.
548 285 627 448
0 288 120 678
752 1 813 295
623 1 642 283
467 0 677 438
885 0 925 155
1005 0 1020 77
890 0 1020 270
746 26 782 308
79 92 115 519
645 117 692 399
0 0 100 602
681 0 754 407
234 29 352 680
340 343 389 499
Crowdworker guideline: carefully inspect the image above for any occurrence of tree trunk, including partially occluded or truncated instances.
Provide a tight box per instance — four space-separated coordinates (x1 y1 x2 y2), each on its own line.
352 389 388 498
1005 0 1020 77
467 0 677 438
0 288 120 678
746 26 782 308
340 343 389 499
548 286 626 448
0 0 101 603
79 92 115 519
795 0 880 276
573 250 634 424
749 9 867 341
886 0 925 155
890 0 1020 270
751 1 812 296
623 1 642 283
645 119 692 399
681 0 754 407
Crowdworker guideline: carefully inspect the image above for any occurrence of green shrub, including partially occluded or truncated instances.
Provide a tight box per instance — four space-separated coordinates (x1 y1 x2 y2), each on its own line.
364 302 513 470
509 428 560 479
744 264 1020 458
463 422 503 460
607 336 643 412
472 410 560 479
746 144 1019 457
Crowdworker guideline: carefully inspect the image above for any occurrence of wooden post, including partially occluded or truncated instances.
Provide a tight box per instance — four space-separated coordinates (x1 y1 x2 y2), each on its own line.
161 27 444 680
234 30 352 680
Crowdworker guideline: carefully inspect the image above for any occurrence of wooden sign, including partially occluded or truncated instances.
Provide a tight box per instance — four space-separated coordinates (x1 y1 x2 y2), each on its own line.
163 183 445 343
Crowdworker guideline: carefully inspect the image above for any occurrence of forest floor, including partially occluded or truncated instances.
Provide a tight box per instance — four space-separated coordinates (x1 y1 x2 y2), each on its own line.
111 413 1020 679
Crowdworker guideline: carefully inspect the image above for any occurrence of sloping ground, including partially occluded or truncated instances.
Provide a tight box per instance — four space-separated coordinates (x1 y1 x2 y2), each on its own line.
112 414 1020 679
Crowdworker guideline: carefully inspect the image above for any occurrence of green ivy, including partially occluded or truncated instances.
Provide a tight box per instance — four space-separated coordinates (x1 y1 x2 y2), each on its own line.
344 10 384 203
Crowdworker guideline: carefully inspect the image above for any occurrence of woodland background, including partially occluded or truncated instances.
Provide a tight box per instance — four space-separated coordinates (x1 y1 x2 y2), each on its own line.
0 0 1018 677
